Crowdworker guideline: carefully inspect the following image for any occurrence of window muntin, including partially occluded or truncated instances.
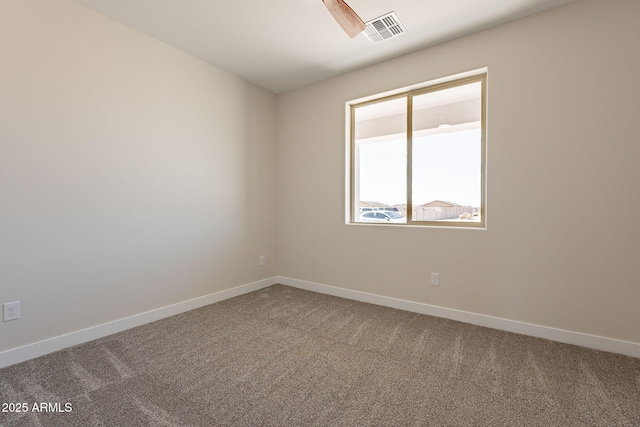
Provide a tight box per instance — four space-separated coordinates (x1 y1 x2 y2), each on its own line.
350 74 486 228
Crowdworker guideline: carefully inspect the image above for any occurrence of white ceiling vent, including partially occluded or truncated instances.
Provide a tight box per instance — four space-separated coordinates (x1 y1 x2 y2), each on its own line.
364 12 406 43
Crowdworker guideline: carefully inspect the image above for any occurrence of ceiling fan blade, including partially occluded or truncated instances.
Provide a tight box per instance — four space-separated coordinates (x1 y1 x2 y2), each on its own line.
322 0 366 38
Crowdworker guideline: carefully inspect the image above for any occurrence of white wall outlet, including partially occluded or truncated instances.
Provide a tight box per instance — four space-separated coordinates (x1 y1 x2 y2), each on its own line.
430 272 440 286
259 256 265 266
3 301 21 321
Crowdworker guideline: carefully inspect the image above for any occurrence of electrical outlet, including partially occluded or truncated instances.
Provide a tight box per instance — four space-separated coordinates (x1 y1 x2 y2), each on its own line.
259 256 265 266
430 273 440 286
3 301 21 321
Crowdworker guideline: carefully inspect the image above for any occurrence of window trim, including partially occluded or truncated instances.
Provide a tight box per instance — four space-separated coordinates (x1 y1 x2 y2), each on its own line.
348 72 487 229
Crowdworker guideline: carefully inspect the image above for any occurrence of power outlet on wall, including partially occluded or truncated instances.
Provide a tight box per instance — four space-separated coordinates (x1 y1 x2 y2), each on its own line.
3 301 21 321
259 256 265 266
430 272 440 286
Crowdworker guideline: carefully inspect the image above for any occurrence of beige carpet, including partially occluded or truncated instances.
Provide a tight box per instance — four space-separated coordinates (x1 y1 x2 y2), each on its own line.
1 284 639 426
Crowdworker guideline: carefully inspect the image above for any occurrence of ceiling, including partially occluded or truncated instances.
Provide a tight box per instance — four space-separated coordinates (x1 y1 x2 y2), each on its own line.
72 0 579 94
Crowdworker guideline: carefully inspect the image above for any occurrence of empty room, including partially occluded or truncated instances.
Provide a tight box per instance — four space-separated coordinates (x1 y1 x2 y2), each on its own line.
1 0 639 425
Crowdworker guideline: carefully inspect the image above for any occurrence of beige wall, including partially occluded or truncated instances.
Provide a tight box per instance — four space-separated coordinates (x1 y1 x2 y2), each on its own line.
0 0 278 352
277 0 640 344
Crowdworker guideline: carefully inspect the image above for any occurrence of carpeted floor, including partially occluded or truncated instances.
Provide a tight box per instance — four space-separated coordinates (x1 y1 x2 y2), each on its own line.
1 284 639 426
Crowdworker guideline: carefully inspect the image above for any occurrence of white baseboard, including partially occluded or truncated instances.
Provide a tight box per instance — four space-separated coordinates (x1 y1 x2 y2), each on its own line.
278 276 640 359
4 275 637 369
0 277 277 369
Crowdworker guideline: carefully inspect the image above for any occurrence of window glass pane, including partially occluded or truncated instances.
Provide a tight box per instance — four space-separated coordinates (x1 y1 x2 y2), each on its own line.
411 82 482 223
353 97 407 223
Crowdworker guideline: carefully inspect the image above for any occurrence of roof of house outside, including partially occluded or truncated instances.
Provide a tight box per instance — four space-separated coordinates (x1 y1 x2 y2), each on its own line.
421 200 463 207
359 201 389 208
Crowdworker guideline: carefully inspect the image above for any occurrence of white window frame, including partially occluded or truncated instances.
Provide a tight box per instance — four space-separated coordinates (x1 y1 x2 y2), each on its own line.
347 71 487 229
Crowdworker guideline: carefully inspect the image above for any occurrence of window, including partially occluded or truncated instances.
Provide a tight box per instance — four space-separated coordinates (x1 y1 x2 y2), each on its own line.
348 73 486 228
